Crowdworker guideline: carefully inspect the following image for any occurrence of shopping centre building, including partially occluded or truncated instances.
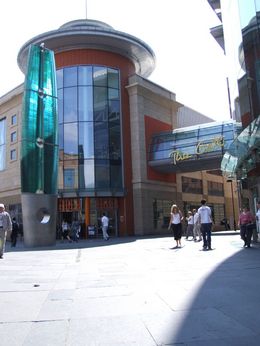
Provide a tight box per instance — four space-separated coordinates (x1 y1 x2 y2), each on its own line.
0 18 241 237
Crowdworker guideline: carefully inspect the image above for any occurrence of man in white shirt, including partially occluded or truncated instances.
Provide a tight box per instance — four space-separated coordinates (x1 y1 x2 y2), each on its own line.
101 213 110 240
0 203 12 259
198 199 213 250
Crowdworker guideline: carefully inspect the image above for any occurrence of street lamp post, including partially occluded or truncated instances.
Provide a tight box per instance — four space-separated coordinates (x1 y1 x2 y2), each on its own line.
227 179 236 231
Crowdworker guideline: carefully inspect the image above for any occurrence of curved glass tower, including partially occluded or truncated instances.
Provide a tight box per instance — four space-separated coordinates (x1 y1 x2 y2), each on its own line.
57 65 122 193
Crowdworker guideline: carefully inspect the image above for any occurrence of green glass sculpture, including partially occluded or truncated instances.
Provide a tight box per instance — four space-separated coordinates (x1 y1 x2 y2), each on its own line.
21 44 58 194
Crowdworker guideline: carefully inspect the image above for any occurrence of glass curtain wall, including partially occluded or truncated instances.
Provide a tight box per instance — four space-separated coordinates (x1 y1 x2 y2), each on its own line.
238 0 260 121
57 65 123 193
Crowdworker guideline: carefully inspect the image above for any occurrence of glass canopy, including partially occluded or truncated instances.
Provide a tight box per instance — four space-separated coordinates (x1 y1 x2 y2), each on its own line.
221 116 260 179
148 121 242 173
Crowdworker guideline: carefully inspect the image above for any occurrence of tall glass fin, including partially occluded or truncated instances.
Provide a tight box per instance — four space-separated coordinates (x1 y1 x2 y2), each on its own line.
21 44 58 194
21 44 58 247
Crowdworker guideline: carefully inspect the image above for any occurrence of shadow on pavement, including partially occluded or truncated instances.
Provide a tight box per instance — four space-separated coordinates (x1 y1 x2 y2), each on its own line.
167 240 260 345
5 234 169 253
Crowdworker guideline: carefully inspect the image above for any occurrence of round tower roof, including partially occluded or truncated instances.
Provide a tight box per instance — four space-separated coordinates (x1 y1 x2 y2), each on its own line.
17 19 156 77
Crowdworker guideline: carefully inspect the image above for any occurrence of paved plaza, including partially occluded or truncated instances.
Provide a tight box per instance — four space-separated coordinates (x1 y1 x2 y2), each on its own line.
1 232 260 345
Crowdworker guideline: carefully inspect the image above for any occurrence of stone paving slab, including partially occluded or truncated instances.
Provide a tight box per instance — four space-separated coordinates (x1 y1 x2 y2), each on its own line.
0 234 260 345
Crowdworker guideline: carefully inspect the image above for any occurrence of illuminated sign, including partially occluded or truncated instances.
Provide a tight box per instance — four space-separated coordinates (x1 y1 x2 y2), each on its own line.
169 151 192 165
169 136 224 165
58 198 81 212
196 136 224 154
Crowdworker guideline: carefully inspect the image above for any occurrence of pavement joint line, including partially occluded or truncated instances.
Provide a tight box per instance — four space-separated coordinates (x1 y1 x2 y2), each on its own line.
0 318 70 325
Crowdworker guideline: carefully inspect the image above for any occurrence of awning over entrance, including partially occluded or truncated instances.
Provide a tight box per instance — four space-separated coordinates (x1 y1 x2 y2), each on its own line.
148 120 242 173
221 116 260 179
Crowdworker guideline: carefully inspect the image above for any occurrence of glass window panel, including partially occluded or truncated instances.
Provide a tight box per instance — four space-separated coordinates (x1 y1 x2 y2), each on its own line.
11 131 17 142
58 124 64 150
198 126 221 137
79 122 94 159
93 67 107 87
10 149 16 160
109 99 120 121
110 163 122 188
153 199 172 229
94 122 109 159
64 167 77 189
64 87 77 122
78 66 93 85
109 124 121 160
182 177 203 194
94 87 108 121
11 114 17 125
0 146 5 170
208 181 224 196
108 88 119 100
79 159 95 189
95 159 110 188
108 68 119 89
64 67 77 87
56 69 63 89
78 86 93 121
64 123 78 158
58 89 63 124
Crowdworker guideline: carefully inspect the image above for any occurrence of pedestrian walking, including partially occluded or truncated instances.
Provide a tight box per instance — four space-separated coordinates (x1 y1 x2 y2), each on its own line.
101 213 110 240
256 201 260 233
198 199 213 250
185 211 194 240
0 203 12 258
168 204 184 248
71 219 81 242
193 208 202 241
61 220 72 243
238 207 255 248
11 217 19 247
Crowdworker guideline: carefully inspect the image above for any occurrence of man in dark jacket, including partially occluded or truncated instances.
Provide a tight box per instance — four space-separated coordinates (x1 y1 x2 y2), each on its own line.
11 217 19 247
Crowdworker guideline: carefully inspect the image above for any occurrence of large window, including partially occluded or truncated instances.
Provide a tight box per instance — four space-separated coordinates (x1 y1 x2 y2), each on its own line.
208 181 224 196
0 118 6 170
182 176 203 194
153 199 172 229
57 65 123 193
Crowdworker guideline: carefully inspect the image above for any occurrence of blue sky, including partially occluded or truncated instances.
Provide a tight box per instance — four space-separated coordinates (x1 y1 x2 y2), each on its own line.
0 0 230 120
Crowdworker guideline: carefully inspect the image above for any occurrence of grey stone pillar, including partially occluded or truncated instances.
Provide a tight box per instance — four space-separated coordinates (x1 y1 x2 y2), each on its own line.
22 193 57 247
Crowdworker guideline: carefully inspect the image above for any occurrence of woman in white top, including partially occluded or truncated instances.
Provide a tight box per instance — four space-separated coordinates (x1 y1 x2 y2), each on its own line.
185 211 194 240
168 204 184 248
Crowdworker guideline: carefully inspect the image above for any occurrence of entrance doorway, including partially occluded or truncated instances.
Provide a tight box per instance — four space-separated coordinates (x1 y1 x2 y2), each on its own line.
88 198 119 237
